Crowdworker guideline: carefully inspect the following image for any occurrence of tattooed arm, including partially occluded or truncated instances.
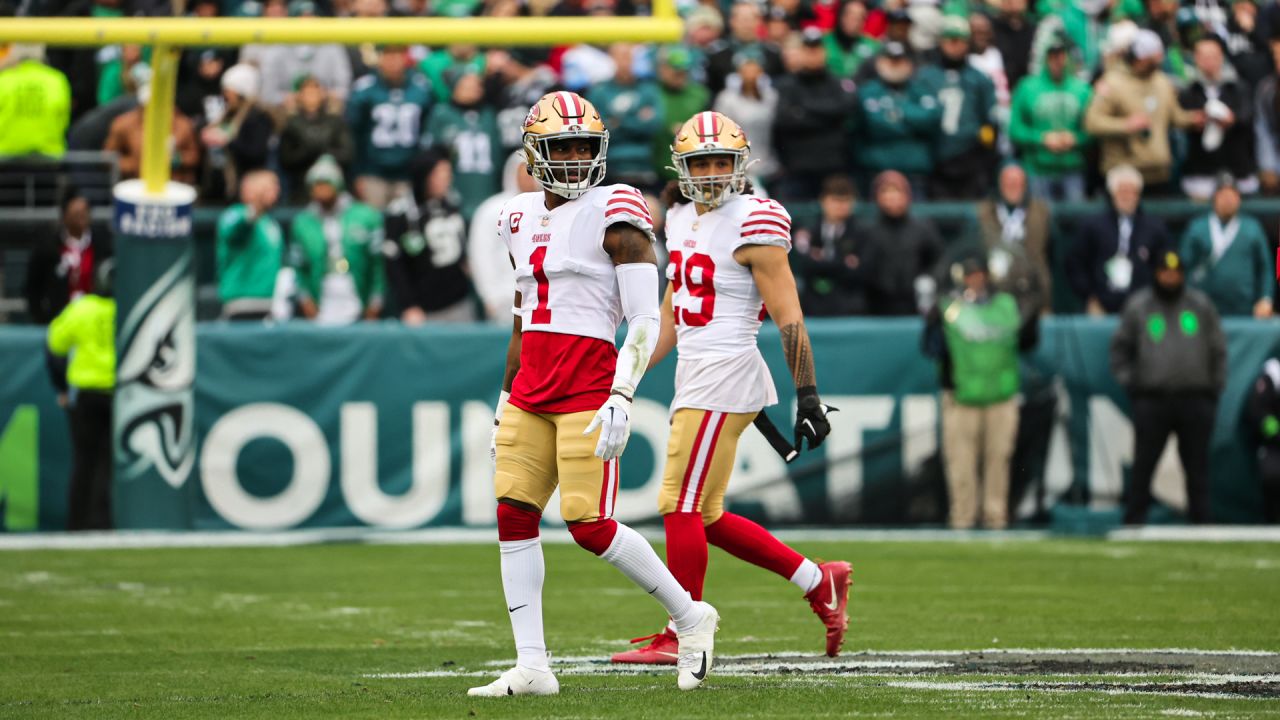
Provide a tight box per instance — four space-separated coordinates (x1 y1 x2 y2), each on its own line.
736 243 832 450
734 244 815 388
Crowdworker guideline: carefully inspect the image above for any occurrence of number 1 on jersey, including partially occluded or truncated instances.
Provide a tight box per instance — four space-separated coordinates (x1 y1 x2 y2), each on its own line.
530 246 551 324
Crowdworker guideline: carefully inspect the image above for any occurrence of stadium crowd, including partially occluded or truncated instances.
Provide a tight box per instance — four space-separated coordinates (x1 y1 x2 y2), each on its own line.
3 0 1280 528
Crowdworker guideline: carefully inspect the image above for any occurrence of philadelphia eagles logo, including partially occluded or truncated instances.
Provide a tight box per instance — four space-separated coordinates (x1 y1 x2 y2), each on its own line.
115 250 196 489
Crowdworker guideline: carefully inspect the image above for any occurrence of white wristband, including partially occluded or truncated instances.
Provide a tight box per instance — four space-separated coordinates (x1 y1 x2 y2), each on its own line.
494 390 510 424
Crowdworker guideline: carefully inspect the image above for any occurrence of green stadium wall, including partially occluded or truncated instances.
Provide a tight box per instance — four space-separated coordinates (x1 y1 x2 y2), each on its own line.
1 318 1277 531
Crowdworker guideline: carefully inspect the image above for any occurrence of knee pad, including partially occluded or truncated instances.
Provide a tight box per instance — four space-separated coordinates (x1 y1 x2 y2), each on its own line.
567 518 618 556
497 502 541 541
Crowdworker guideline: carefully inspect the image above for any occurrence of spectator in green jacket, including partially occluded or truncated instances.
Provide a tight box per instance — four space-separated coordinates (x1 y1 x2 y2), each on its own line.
919 16 999 200
922 254 1039 529
215 170 284 321
825 0 881 79
1008 35 1091 202
289 155 386 325
0 44 72 158
1179 179 1276 318
590 43 665 191
853 42 942 198
347 44 433 208
654 46 710 183
423 70 502 222
46 260 116 531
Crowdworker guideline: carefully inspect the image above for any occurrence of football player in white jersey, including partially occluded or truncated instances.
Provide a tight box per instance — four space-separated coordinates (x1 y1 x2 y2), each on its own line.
612 111 851 665
468 92 719 697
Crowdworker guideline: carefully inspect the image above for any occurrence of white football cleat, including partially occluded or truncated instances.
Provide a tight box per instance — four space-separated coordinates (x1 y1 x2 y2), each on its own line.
675 601 719 691
466 665 559 697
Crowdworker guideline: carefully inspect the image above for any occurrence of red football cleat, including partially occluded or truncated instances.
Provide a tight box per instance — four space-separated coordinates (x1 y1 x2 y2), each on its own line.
611 627 680 665
804 561 852 657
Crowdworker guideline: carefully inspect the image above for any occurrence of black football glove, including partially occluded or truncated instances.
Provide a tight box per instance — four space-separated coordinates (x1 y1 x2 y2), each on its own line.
795 386 835 452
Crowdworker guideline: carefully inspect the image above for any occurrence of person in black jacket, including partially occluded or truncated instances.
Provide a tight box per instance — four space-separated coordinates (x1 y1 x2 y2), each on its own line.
861 170 943 315
992 0 1037 90
279 76 354 205
1110 250 1226 525
772 27 858 201
382 150 475 324
25 190 113 324
1178 35 1256 199
1245 355 1280 522
1067 164 1171 315
793 176 868 316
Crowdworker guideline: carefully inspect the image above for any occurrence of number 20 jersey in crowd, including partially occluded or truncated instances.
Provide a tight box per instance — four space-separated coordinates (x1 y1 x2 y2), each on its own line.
664 194 792 415
498 184 655 415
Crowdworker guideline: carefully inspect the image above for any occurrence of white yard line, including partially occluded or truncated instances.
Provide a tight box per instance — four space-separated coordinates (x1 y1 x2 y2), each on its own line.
4 525 1280 551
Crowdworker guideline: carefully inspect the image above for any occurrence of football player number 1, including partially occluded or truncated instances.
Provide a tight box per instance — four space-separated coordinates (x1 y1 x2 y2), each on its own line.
669 250 715 326
530 246 552 324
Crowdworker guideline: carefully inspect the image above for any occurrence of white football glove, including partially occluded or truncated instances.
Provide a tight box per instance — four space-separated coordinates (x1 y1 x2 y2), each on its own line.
583 393 632 461
491 390 510 464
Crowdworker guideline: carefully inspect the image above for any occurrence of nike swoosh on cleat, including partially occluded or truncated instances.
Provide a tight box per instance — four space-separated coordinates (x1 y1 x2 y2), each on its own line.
823 573 839 611
508 604 528 613
646 586 658 594
658 651 679 658
691 653 707 680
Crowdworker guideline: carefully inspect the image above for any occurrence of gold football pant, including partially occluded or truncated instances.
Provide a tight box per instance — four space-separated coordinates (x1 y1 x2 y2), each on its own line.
494 404 619 523
657 408 757 524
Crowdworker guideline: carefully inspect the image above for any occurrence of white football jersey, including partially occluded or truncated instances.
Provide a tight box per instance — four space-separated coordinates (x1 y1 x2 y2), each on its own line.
664 194 792 414
499 184 654 343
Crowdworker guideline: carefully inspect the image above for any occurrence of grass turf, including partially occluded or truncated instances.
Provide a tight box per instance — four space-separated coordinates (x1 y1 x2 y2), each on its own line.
0 538 1277 718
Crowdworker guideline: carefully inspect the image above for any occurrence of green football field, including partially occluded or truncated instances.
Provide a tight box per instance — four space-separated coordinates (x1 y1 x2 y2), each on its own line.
1 536 1278 719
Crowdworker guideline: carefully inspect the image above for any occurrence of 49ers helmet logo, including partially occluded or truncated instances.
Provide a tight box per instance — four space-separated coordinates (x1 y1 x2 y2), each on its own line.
523 105 540 128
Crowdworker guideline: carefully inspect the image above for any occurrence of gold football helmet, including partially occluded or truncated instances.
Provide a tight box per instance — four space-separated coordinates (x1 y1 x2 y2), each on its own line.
670 111 752 208
521 91 610 199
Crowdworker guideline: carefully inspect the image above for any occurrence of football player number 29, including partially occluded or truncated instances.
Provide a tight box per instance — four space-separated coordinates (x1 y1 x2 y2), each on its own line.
529 246 551 324
668 250 715 326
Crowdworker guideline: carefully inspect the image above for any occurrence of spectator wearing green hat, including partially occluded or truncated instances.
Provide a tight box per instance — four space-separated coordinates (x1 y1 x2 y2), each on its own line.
1179 179 1275 318
654 45 711 182
280 75 354 205
918 16 998 200
1008 34 1091 202
289 155 386 325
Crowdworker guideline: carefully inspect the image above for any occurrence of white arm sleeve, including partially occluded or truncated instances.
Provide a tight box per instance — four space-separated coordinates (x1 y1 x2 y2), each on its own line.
612 263 661 398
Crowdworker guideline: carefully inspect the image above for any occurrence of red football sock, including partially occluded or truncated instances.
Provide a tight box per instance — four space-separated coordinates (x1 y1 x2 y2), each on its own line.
663 512 708 601
705 511 805 580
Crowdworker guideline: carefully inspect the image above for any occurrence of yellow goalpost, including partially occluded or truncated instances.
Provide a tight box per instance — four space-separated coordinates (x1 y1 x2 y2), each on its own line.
0 5 682 194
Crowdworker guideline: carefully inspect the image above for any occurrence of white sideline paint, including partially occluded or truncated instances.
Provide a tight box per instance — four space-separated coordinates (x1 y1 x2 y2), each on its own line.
2 525 1279 551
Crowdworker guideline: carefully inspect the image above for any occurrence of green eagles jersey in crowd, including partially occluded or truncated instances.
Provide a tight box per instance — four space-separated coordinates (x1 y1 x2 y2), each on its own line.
346 71 432 181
